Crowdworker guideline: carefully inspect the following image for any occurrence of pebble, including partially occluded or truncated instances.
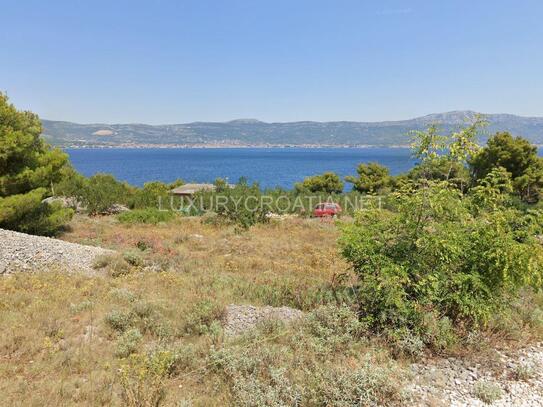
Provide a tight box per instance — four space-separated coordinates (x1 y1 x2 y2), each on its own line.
408 342 543 406
0 228 114 275
222 304 304 336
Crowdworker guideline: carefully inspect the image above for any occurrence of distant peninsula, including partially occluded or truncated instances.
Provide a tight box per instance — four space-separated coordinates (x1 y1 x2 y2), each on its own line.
42 111 543 148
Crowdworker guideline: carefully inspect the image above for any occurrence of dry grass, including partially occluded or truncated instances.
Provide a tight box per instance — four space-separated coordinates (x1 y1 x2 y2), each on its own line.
0 215 373 406
4 215 540 405
62 215 351 310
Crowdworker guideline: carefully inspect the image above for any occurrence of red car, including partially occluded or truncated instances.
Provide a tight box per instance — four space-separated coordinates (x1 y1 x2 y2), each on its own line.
313 202 342 217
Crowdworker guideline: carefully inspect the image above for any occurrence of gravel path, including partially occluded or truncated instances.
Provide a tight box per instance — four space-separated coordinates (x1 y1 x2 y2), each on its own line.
408 342 543 406
0 228 114 275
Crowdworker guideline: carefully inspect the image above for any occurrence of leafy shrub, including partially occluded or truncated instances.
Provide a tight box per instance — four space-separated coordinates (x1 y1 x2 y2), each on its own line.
115 328 143 358
512 364 535 381
341 179 543 332
302 305 367 353
387 328 424 358
123 250 144 267
117 208 175 224
340 122 543 345
230 367 302 406
307 362 406 406
295 172 344 194
54 166 88 199
105 310 135 333
93 254 132 277
118 352 171 407
81 173 131 215
105 301 172 340
472 381 503 404
183 300 225 335
129 181 171 209
2 195 74 236
211 181 269 229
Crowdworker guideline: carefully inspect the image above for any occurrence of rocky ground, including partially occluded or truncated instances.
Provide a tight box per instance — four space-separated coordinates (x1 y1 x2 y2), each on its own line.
0 228 114 275
408 343 543 406
224 304 543 406
223 304 305 336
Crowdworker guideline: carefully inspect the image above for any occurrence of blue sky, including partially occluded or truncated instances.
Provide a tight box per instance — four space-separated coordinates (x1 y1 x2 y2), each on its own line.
1 0 542 124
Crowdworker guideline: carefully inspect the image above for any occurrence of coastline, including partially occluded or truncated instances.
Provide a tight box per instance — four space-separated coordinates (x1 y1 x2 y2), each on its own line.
60 143 412 149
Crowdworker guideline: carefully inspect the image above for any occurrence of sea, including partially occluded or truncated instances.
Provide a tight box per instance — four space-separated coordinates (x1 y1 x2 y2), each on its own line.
65 147 416 190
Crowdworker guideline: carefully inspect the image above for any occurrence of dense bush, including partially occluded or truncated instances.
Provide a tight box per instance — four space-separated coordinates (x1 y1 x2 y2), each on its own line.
129 180 184 209
118 352 170 407
81 174 132 214
307 362 406 406
104 300 172 339
0 93 73 235
56 173 185 214
183 300 224 335
345 162 392 194
340 122 543 343
295 172 344 194
406 156 470 191
470 131 543 202
212 180 270 229
54 165 88 199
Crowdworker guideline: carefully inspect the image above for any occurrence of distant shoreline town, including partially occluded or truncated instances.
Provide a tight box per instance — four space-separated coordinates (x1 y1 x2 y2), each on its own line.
43 111 543 149
62 143 413 149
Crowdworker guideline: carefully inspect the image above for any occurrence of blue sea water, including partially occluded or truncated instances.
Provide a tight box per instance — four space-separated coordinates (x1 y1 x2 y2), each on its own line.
65 147 416 190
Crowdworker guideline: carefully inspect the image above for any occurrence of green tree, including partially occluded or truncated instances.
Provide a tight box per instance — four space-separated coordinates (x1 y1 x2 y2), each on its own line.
470 132 543 202
0 93 73 235
407 157 470 191
295 172 344 194
345 163 391 194
214 181 269 229
340 121 543 344
55 165 88 198
129 181 171 209
82 173 131 214
408 117 485 189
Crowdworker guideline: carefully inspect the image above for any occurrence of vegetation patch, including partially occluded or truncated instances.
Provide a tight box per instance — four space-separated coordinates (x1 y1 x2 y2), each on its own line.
117 208 175 224
472 380 503 404
340 121 543 351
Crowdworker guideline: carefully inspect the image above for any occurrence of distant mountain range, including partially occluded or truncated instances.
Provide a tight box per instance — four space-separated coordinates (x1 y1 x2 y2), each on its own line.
41 111 543 148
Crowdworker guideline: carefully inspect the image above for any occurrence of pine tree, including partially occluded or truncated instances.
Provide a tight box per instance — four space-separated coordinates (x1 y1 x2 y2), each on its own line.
0 93 73 235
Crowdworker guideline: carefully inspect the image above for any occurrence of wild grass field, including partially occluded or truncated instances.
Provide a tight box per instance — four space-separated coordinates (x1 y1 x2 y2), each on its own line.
1 214 542 406
0 216 365 406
